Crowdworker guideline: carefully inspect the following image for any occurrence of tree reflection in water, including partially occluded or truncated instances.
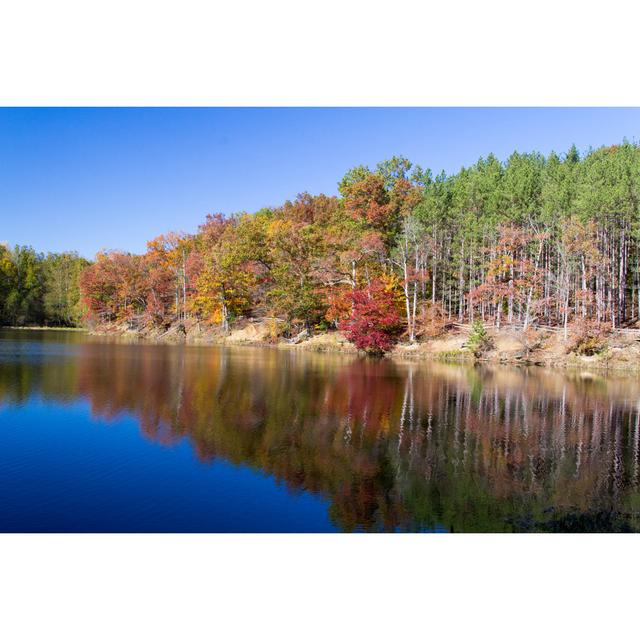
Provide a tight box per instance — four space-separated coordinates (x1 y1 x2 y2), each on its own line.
1 333 639 532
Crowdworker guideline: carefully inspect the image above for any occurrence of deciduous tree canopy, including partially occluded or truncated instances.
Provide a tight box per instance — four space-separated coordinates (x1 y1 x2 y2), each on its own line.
10 142 640 353
0 244 88 326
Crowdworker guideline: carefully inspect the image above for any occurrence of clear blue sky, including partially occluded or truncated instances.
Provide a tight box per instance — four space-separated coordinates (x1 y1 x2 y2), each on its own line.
1 107 639 258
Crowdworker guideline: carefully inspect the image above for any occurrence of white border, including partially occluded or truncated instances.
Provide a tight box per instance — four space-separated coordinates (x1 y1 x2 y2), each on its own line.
1 534 638 639
1 1 640 106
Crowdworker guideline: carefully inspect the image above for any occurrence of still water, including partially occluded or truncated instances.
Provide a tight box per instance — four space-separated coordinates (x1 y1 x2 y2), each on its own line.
1 328 639 532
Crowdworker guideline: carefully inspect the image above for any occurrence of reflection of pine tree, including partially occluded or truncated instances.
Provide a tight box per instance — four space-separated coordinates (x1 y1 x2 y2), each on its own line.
7 342 640 532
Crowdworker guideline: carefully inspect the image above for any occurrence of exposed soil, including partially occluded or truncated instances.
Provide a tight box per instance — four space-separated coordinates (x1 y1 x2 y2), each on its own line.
87 319 640 372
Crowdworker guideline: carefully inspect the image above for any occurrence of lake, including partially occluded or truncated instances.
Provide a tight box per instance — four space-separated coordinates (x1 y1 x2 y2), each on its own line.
1 328 639 532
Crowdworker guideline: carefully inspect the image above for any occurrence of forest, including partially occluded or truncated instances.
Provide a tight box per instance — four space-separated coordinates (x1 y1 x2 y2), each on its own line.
0 245 88 327
4 140 640 354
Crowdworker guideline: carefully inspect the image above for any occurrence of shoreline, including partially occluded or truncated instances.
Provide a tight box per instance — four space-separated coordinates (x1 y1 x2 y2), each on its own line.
6 322 640 374
1 325 87 332
85 320 640 374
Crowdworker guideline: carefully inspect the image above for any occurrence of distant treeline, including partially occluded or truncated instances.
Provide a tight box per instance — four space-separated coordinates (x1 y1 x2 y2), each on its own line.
12 140 640 350
0 245 88 327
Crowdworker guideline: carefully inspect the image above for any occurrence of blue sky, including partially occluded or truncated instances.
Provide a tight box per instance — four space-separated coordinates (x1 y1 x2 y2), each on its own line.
1 107 639 258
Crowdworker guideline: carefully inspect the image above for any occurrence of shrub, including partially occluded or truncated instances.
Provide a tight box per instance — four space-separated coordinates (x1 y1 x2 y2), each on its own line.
265 317 285 344
516 327 543 357
416 301 447 339
343 279 404 356
567 320 609 356
466 320 493 357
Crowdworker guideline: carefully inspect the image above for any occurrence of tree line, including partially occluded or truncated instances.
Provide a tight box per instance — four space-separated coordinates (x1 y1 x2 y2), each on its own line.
0 244 88 327
11 140 640 352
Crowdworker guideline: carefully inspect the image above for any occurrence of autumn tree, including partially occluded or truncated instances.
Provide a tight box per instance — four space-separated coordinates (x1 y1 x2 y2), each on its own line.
80 251 146 324
74 140 640 350
343 278 404 355
145 231 193 323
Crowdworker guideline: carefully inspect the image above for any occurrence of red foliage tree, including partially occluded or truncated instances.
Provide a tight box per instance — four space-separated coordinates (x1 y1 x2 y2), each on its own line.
80 251 147 323
343 279 404 355
341 173 398 241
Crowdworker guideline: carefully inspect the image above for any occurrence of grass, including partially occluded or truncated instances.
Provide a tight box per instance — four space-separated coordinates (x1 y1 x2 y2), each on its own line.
437 349 472 361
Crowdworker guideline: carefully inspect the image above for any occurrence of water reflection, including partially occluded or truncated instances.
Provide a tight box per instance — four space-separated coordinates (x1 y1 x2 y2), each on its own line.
1 329 640 532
